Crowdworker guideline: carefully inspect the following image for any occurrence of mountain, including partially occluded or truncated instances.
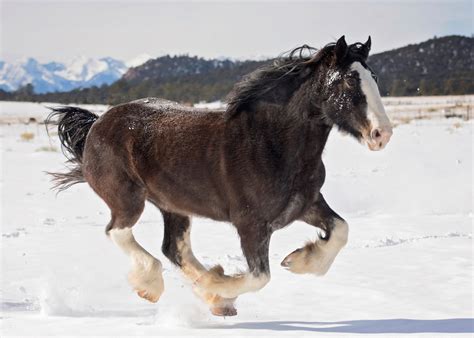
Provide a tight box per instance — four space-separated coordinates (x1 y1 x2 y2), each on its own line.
368 35 473 96
1 35 472 104
115 55 266 103
123 55 240 83
0 55 151 94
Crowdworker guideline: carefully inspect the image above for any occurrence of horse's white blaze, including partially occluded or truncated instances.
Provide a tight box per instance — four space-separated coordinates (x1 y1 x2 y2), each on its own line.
109 228 164 299
350 62 391 132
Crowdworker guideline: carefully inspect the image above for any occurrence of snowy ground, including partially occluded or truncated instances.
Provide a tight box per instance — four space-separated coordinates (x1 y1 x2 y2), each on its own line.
1 100 473 336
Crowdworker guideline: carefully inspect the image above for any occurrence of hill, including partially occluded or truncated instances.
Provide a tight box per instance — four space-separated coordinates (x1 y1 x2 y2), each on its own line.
369 35 473 96
0 35 472 104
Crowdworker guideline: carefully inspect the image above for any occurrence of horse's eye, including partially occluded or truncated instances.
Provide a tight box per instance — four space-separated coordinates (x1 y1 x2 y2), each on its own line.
346 77 358 88
371 73 378 83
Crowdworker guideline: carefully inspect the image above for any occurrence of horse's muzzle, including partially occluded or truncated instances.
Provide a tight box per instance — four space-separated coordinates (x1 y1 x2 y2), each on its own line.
366 126 392 151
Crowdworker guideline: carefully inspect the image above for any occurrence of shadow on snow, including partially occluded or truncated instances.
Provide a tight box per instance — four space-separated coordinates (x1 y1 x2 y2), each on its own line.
219 318 473 334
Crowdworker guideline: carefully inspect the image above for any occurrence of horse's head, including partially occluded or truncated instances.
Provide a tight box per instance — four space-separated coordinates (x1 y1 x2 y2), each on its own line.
320 36 392 151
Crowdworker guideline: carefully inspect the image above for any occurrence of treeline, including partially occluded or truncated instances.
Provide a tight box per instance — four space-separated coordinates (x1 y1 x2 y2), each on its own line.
0 35 472 105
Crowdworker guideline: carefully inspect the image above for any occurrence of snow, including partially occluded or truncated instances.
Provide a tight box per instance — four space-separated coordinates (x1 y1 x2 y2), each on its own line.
126 54 153 68
194 100 225 110
0 53 155 93
0 58 35 91
326 70 341 85
0 57 127 93
0 101 109 124
1 99 473 336
57 56 109 82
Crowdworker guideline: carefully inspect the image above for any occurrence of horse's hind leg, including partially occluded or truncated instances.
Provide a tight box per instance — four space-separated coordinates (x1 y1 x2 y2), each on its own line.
109 223 164 303
91 177 164 303
160 210 237 316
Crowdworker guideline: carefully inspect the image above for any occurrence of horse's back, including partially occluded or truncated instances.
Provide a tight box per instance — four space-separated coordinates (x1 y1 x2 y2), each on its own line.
129 97 187 110
83 97 230 220
122 97 225 116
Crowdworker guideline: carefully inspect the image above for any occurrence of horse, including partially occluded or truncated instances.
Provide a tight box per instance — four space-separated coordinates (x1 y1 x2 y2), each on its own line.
46 36 392 317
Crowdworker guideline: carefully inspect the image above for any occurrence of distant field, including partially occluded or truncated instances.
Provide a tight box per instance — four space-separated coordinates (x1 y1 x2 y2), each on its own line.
383 95 473 123
0 95 473 125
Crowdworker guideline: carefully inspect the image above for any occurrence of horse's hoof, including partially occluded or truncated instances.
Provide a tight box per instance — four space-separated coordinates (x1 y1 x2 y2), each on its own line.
193 285 238 316
282 243 335 275
136 289 160 303
281 248 310 274
211 305 237 317
281 248 302 266
129 259 164 303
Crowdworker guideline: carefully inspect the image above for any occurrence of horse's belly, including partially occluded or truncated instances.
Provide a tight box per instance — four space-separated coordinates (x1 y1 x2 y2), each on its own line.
145 178 230 221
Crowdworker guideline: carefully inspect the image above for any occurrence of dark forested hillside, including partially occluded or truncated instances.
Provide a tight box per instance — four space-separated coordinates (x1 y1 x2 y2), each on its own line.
1 35 472 104
369 35 473 96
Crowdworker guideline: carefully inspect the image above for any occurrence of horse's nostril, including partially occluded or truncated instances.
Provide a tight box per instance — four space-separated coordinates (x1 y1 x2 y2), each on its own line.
371 129 382 140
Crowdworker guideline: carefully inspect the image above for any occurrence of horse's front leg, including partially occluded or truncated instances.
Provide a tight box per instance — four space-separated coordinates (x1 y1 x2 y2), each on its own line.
195 222 272 300
281 193 348 275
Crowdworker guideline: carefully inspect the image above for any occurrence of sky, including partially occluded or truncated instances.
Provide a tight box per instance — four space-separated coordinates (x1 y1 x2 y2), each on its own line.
1 0 472 63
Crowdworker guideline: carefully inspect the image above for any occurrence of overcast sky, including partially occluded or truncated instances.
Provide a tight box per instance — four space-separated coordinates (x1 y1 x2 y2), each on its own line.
1 0 472 63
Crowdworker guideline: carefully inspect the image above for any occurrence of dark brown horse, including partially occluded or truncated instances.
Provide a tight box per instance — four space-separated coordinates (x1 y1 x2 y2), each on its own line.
47 36 392 316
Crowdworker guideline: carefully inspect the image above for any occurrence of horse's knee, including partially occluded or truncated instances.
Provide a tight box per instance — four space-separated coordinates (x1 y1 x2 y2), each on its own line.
330 218 349 247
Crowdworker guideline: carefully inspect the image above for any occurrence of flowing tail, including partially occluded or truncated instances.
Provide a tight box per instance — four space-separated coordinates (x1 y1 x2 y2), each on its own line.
45 106 99 192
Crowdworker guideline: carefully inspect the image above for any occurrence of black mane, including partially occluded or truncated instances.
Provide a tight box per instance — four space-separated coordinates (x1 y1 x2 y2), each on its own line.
225 41 370 119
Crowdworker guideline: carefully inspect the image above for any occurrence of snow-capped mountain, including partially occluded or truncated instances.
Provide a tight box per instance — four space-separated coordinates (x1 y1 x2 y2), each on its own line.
0 55 150 94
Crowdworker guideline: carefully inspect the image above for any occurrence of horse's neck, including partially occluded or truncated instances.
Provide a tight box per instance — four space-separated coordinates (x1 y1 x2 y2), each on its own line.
305 120 332 155
279 81 332 159
231 102 331 169
228 76 331 164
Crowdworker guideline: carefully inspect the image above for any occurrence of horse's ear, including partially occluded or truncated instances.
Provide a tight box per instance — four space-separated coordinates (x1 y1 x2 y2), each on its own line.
335 35 348 62
365 36 372 52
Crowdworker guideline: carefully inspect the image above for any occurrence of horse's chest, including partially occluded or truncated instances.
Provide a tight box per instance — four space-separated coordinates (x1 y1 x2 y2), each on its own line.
293 158 326 193
269 164 324 230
